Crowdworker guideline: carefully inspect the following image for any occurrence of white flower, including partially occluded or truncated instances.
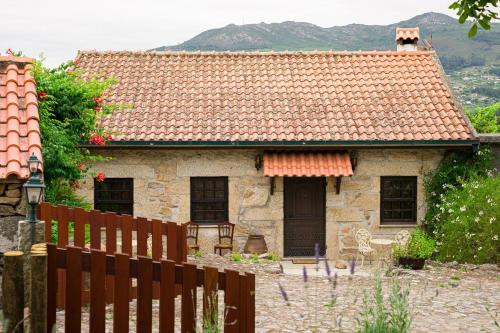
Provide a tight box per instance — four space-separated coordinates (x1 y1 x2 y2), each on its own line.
460 206 466 212
474 217 480 222
479 211 484 216
494 235 498 241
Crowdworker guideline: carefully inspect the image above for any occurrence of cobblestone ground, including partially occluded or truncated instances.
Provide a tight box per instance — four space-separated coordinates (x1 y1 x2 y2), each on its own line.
54 255 500 332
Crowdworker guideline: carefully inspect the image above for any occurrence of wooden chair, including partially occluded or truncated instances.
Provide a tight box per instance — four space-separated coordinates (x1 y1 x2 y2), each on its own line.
214 222 235 255
185 222 200 254
355 228 374 267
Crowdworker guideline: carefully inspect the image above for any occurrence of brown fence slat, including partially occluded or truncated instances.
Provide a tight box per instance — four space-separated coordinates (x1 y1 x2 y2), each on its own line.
151 219 162 299
73 208 86 248
41 202 53 242
224 269 240 333
137 217 148 256
47 243 57 333
65 246 82 333
159 260 176 333
166 222 178 261
57 205 69 247
178 223 188 263
239 275 248 333
137 256 153 333
105 213 117 304
114 253 130 333
246 273 256 333
120 215 133 255
182 263 197 333
89 210 102 249
90 249 106 333
203 266 219 329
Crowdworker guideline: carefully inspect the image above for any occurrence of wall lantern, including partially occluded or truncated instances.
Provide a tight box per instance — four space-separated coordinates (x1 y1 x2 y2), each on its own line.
23 153 45 242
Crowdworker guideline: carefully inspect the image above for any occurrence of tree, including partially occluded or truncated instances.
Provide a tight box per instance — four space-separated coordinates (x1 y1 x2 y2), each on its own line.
449 0 499 37
466 103 500 133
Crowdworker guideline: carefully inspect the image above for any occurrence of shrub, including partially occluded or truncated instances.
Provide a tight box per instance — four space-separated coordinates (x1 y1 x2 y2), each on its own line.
229 252 242 262
466 103 500 134
393 229 435 260
434 176 500 264
249 253 259 263
423 146 493 235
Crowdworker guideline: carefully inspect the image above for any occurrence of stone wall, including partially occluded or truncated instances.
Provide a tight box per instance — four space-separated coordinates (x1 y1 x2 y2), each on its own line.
78 148 444 259
0 179 27 253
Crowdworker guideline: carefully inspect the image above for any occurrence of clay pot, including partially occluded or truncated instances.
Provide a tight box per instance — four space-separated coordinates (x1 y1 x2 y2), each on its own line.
244 235 268 254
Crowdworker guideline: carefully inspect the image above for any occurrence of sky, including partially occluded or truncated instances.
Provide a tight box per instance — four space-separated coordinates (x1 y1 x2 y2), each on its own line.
1 0 457 67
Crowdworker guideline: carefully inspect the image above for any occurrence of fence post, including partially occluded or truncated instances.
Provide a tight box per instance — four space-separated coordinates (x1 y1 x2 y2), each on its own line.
2 250 24 333
30 243 48 333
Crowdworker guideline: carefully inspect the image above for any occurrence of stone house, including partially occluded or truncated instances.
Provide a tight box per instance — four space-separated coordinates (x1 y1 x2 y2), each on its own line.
0 56 42 252
76 28 477 259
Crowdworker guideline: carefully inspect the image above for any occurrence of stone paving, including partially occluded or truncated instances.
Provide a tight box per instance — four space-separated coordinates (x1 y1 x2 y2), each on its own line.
54 255 500 332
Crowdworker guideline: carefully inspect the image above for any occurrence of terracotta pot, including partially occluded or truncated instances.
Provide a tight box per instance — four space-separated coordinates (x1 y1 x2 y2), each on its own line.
398 256 425 270
244 235 268 254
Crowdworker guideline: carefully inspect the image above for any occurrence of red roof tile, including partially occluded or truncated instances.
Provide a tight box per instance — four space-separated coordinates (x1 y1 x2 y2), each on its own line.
263 152 353 177
0 56 42 179
76 50 475 143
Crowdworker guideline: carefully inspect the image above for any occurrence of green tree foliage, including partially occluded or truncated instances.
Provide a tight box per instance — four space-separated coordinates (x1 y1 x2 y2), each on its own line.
33 60 116 206
449 0 499 37
466 103 500 133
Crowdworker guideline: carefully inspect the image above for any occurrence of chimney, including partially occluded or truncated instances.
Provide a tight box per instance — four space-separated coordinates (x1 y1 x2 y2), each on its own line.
395 27 419 51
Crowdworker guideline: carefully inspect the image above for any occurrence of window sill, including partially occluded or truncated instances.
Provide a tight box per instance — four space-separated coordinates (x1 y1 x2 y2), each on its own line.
379 224 418 228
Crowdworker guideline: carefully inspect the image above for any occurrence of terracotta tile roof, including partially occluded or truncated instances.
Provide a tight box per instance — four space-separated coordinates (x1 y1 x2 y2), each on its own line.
396 27 419 41
263 152 353 177
0 56 42 179
76 50 474 143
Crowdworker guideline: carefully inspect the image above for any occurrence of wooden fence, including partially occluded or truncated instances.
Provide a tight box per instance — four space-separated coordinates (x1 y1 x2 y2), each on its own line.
38 202 188 307
47 244 255 333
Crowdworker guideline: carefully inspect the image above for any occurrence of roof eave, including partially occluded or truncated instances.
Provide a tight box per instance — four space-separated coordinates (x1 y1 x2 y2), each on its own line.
81 139 479 149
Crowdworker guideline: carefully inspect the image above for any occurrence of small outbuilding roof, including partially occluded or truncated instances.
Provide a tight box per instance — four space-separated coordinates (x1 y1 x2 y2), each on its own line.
0 56 42 178
76 50 475 145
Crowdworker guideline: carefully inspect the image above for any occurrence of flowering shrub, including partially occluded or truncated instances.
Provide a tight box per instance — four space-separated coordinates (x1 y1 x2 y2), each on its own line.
33 58 117 206
423 146 493 235
433 175 499 264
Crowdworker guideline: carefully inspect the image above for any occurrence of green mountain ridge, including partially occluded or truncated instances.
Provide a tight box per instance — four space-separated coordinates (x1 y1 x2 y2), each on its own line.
153 12 500 108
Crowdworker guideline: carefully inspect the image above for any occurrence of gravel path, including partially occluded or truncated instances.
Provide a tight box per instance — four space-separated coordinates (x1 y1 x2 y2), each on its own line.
53 256 500 332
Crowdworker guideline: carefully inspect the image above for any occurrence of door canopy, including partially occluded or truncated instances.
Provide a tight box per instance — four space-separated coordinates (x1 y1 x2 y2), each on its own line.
263 152 353 177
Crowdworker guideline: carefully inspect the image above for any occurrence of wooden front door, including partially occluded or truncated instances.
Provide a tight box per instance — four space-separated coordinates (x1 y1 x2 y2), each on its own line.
284 177 326 257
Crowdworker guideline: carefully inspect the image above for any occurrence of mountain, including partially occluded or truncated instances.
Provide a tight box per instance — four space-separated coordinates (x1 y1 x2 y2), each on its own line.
153 12 500 109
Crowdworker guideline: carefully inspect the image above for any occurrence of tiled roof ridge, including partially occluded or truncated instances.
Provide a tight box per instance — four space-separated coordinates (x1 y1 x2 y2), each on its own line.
0 56 42 179
77 49 436 57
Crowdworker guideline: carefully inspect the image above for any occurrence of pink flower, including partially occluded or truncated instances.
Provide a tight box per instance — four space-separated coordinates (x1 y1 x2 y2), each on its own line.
106 135 113 141
73 59 80 66
66 69 73 75
95 172 106 182
38 91 48 100
6 48 13 55
89 134 106 145
93 97 103 104
94 106 102 112
76 163 85 171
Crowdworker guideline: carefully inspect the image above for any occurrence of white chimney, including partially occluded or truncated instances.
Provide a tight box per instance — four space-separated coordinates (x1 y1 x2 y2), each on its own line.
396 27 419 51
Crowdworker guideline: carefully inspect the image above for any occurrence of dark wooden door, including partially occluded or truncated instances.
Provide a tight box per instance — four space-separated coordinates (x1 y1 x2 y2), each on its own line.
284 177 326 257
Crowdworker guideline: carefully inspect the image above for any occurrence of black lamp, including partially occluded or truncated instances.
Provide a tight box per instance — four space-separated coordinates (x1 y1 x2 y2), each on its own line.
23 153 45 244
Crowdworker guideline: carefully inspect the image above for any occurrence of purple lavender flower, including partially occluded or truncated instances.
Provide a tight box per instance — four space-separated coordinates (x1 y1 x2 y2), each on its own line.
302 265 308 283
278 282 290 306
324 259 331 282
333 272 338 290
314 243 320 272
349 257 356 276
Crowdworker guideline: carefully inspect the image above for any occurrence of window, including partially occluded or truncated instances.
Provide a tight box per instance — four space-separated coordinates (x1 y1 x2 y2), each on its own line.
94 178 133 215
190 177 228 224
380 176 417 224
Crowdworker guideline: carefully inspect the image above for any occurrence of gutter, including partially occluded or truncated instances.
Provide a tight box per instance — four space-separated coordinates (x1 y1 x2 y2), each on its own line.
81 139 480 148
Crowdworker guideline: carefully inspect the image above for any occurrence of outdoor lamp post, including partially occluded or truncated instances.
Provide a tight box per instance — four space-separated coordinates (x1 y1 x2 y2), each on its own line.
23 153 45 243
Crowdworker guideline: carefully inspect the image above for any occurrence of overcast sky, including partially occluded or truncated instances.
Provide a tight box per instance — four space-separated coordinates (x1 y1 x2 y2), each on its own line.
2 0 457 67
